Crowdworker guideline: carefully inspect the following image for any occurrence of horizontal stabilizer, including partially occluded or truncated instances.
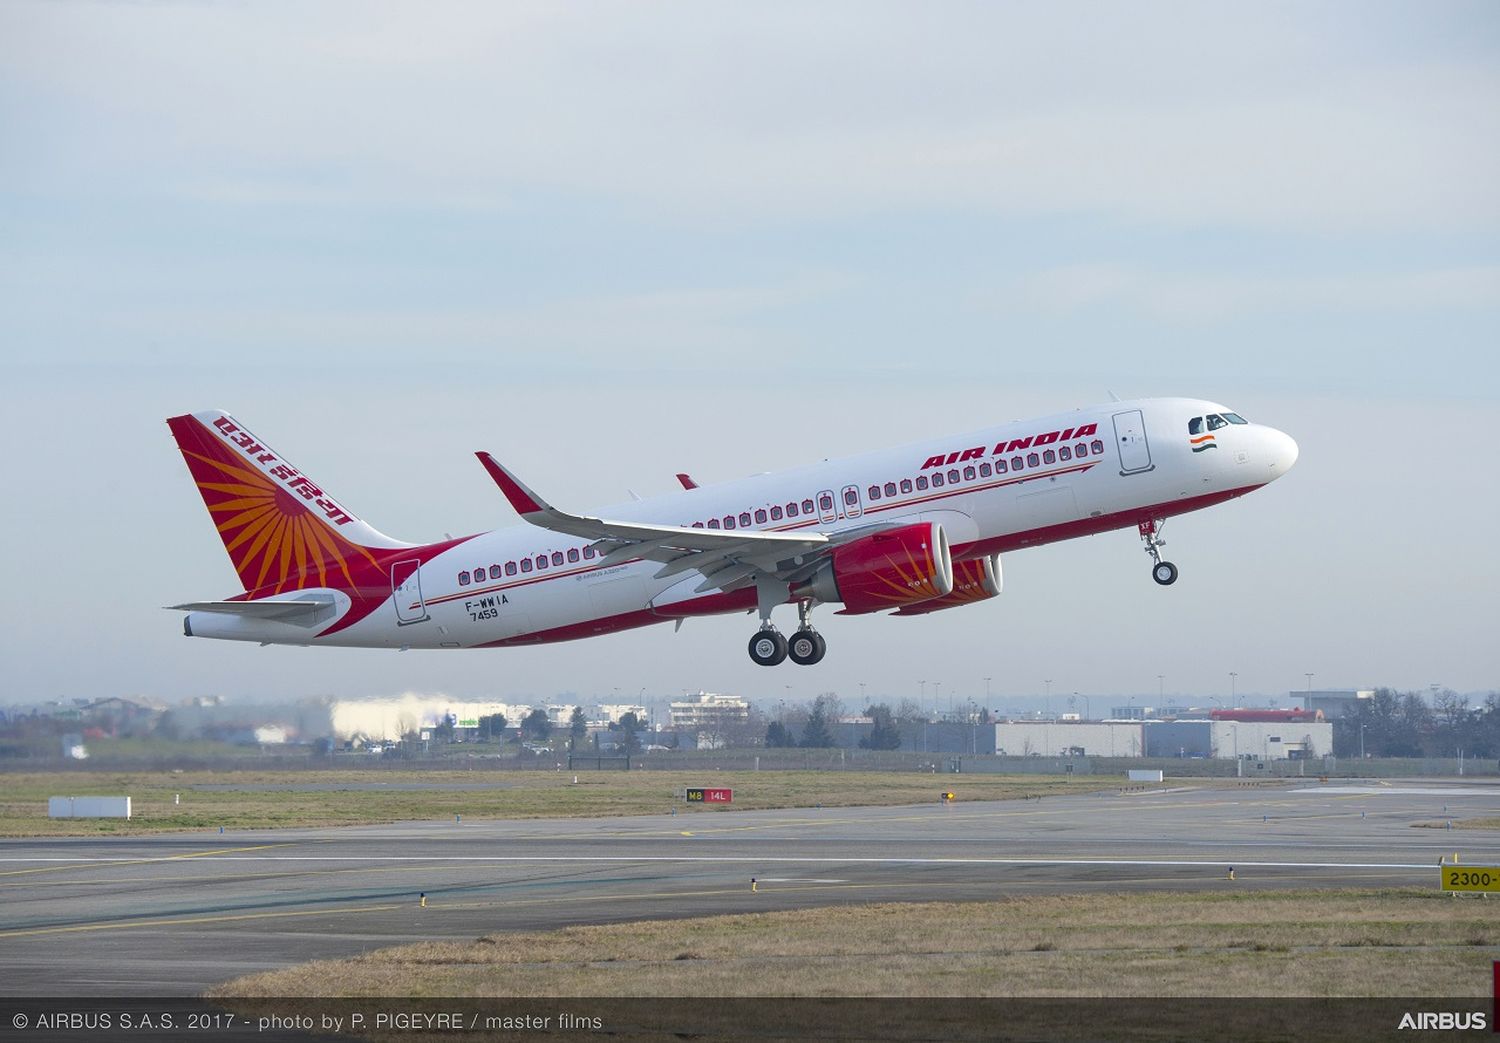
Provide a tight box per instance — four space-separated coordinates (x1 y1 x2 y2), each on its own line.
168 595 336 622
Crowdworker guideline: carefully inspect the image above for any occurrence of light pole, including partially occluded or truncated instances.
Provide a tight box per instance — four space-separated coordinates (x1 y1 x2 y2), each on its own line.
1044 679 1052 719
984 677 992 706
859 682 866 705
1157 674 1164 701
1359 723 1366 760
1305 672 1314 696
934 682 943 716
1229 672 1237 704
919 679 927 709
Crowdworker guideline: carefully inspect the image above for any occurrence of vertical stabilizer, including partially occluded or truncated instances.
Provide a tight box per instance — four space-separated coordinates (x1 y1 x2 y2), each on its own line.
166 410 410 595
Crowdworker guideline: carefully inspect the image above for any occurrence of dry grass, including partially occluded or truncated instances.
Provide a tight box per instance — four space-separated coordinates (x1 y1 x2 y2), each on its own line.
1413 817 1500 830
209 888 1497 999
0 769 1116 836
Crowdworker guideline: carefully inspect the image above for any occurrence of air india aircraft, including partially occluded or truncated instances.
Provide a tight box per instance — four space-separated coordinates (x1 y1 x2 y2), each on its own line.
167 399 1297 666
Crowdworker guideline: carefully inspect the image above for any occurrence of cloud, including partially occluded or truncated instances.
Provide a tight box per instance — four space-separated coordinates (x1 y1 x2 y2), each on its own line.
3 3 1497 231
992 264 1500 322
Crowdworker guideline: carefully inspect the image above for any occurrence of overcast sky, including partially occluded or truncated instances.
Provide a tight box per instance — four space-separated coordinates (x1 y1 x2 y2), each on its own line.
2 1 1496 712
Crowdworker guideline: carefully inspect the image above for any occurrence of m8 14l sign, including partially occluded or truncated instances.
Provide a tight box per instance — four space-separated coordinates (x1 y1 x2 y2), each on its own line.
685 788 733 803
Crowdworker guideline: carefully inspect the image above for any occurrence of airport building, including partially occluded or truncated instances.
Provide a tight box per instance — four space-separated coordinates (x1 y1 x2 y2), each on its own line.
1296 689 1374 719
668 692 750 728
993 721 1145 758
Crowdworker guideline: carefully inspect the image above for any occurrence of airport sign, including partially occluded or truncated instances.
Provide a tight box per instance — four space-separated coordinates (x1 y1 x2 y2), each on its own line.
685 788 732 803
1440 866 1500 893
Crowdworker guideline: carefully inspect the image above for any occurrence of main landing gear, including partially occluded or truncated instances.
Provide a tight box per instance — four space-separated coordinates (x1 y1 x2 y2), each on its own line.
1139 519 1178 586
748 600 826 667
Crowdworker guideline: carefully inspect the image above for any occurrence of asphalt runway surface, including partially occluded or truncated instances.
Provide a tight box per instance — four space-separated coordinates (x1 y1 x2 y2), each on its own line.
3 779 1497 996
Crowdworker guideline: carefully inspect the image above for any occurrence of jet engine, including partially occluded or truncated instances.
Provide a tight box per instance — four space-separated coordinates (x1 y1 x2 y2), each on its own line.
793 522 953 614
892 554 1002 615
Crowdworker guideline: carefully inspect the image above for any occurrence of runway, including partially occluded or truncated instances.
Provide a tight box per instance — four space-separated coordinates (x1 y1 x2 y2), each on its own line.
2 779 1496 996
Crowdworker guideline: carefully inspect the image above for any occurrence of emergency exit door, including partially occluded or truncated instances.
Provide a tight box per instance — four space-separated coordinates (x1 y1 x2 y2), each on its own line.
392 559 429 625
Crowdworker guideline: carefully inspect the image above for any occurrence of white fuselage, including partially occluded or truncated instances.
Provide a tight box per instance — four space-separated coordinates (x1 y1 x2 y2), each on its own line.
183 397 1297 649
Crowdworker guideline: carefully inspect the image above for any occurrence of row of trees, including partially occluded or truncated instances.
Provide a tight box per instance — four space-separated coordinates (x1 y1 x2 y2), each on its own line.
1333 688 1500 758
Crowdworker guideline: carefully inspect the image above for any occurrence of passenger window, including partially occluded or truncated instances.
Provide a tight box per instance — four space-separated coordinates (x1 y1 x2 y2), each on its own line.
931 472 944 487
900 478 913 494
1059 446 1071 461
1091 439 1104 453
1075 442 1087 458
770 505 783 521
723 516 736 530
458 571 470 585
552 551 564 566
1026 452 1040 467
474 564 485 577
843 490 857 507
947 469 960 483
818 494 833 512
916 475 929 490
505 561 518 575
567 549 580 563
739 511 752 527
1043 449 1056 464
1011 455 1023 470
786 503 798 518
708 518 721 528
802 498 815 514
868 485 881 500
885 482 897 497
583 547 596 559
1189 416 1204 436
755 508 768 523
995 459 1008 473
963 466 976 481
1207 414 1229 431
536 555 549 570
520 559 533 573
979 462 992 477
692 521 704 528
490 565 503 579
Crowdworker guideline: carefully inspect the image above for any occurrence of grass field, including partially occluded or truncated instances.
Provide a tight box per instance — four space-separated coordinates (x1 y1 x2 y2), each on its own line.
210 888 1496 999
0 769 1119 835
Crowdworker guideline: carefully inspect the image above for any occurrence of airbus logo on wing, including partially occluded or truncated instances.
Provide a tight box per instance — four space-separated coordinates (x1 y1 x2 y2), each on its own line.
918 423 1099 470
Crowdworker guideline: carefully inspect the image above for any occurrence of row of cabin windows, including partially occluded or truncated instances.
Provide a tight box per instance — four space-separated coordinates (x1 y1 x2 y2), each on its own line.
866 439 1105 502
459 437 1115 586
457 545 599 586
688 493 835 531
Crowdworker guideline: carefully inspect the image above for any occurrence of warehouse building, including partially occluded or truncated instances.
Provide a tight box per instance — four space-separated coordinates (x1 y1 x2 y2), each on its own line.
993 720 1145 758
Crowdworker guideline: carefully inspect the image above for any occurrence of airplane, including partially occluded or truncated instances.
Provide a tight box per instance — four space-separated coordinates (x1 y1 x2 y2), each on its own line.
166 398 1297 666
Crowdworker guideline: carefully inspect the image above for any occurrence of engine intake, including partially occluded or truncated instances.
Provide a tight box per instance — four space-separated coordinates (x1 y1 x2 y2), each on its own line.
794 522 953 614
893 554 1002 615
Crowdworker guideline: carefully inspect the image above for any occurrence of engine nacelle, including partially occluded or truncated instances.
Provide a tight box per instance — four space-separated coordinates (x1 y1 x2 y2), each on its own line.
794 522 953 615
892 554 1002 616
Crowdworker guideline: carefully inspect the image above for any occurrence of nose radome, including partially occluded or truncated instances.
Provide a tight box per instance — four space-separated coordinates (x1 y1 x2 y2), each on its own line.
1267 428 1299 472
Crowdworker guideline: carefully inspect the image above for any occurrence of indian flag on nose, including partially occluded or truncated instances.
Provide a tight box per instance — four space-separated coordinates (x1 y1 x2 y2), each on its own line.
1189 434 1217 453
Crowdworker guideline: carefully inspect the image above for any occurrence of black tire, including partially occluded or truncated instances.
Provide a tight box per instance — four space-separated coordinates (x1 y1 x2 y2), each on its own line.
1152 561 1179 586
787 629 821 666
748 630 788 666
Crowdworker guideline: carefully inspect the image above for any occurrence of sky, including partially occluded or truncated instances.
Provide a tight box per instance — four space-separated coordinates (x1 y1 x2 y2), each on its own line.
1 1 1497 713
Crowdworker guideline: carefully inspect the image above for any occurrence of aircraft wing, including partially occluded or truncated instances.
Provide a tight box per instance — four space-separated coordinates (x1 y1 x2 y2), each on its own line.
476 452 869 594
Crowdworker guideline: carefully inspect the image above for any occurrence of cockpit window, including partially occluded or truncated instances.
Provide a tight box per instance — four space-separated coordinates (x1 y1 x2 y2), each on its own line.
1206 414 1229 431
1222 412 1248 424
1188 417 1204 436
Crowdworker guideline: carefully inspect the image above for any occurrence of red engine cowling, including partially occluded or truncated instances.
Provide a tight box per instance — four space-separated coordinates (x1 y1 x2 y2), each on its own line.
793 522 953 615
893 554 1002 616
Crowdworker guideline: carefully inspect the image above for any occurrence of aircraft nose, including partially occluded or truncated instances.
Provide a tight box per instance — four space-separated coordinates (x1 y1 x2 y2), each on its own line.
1265 427 1299 474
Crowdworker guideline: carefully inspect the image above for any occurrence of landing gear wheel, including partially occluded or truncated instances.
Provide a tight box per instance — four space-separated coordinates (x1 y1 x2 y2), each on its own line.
1152 561 1179 586
748 629 788 666
787 629 827 666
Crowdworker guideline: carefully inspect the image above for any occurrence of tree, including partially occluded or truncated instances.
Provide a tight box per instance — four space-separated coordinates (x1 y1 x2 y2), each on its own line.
859 703 903 750
569 707 588 751
614 711 643 754
894 698 926 723
765 721 795 748
520 709 552 743
433 712 456 743
477 713 508 742
800 697 837 748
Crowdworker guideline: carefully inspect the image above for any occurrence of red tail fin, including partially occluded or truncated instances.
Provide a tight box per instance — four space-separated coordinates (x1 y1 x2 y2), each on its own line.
167 411 408 594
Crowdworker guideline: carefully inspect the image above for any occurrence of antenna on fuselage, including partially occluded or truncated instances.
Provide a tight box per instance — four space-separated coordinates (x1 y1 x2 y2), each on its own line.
1107 390 1122 402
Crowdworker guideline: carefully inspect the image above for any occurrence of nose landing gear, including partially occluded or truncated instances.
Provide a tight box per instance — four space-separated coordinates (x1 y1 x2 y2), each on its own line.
1139 519 1178 586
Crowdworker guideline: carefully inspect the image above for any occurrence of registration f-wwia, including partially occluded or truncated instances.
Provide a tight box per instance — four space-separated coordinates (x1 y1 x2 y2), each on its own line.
168 398 1297 666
